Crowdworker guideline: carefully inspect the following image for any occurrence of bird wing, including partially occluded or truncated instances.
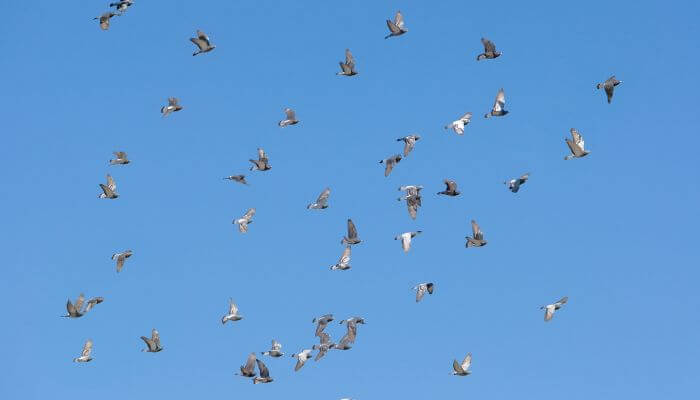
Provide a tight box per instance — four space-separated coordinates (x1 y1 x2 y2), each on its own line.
316 187 331 204
461 353 472 370
482 37 496 53
168 97 179 106
338 246 351 264
106 174 116 190
395 11 405 28
196 30 210 45
407 200 418 219
66 299 77 316
426 283 434 294
113 151 127 159
140 336 155 350
190 37 207 51
82 340 93 357
152 329 160 347
453 359 463 373
471 220 481 239
604 84 614 102
446 180 457 192
544 305 555 321
243 352 257 372
347 219 358 239
318 332 331 345
570 128 585 151
84 297 104 313
115 254 125 272
403 139 414 157
460 112 473 122
556 296 569 306
243 208 256 221
228 299 238 315
256 359 270 378
384 159 395 177
386 19 401 34
284 108 296 120
257 148 267 161
519 173 530 183
74 293 85 313
345 49 355 66
493 88 506 112
415 284 426 302
272 340 282 351
294 358 305 371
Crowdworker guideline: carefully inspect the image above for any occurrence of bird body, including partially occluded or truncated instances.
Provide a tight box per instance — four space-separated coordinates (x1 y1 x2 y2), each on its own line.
504 173 530 193
292 349 313 371
111 250 132 272
224 175 248 185
278 108 299 127
564 128 590 160
597 75 621 103
396 135 420 157
249 148 271 171
413 282 434 302
437 179 460 196
262 340 284 357
452 353 472 376
221 298 243 324
312 332 334 361
190 30 215 56
98 174 118 199
485 88 508 118
541 296 568 321
109 0 133 14
395 231 422 252
398 185 423 219
385 11 407 39
140 328 163 352
109 151 130 165
337 49 358 76
252 359 273 384
465 220 487 247
161 97 183 116
94 12 117 30
379 154 402 176
445 112 472 135
477 37 501 60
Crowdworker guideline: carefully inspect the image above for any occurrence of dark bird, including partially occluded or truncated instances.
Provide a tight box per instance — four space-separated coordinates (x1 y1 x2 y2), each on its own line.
437 180 460 196
223 175 249 185
249 148 271 171
476 37 501 60
63 293 104 318
341 219 361 245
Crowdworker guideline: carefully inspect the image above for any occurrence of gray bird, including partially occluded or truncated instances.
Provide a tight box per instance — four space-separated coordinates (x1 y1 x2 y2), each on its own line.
465 220 487 247
236 353 257 377
437 179 460 196
253 359 273 384
341 219 361 245
339 316 366 328
233 208 255 233
98 174 118 199
413 283 434 302
63 293 104 318
564 128 590 160
278 108 299 127
398 185 423 219
452 353 472 376
331 329 354 351
476 37 501 60
541 296 568 322
73 339 94 362
395 231 422 252
396 134 420 157
161 97 183 116
109 0 133 14
140 328 163 353
249 148 271 171
385 10 407 39
484 88 508 118
262 340 284 358
313 314 334 337
111 250 132 272
444 112 472 135
307 187 330 209
379 154 402 177
596 75 622 104
330 246 351 271
504 173 530 193
190 30 215 56
223 175 249 185
109 151 130 165
292 349 313 371
94 12 117 30
312 332 335 361
337 49 358 76
221 298 243 324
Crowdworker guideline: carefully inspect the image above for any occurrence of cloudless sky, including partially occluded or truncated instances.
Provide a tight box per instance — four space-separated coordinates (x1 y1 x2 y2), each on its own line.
2 1 699 399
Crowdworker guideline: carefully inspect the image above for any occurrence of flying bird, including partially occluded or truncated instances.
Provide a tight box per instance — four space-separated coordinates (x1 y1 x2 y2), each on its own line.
596 75 622 104
140 328 163 353
161 97 183 116
109 0 133 14
249 148 271 171
223 175 249 185
236 353 257 377
413 283 434 302
379 154 402 177
564 128 590 160
278 108 299 127
484 88 508 118
312 332 335 361
465 220 487 247
111 250 132 272
262 340 284 358
63 293 104 318
444 112 472 135
98 174 118 199
253 359 273 384
341 219 361 245
292 349 313 371
307 187 330 209
330 246 352 271
221 298 243 324
190 30 215 56
398 185 423 219
337 49 358 76
395 231 422 252
396 135 420 157
476 37 501 60
313 314 334 337
541 296 568 322
233 208 256 233
452 353 472 376
437 179 460 196
385 10 407 39
504 173 530 193
73 339 94 362
94 12 117 30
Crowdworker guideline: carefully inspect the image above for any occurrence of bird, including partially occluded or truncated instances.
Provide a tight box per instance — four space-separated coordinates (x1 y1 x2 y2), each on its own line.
396 135 420 157
330 246 352 271
476 37 501 60
190 30 215 56
73 339 94 362
452 353 472 376
292 349 313 371
278 108 299 127
337 49 358 76
160 97 183 116
109 151 130 165
111 250 132 272
98 174 118 199
94 12 117 30
331 329 354 351
63 293 104 318
596 75 622 104
312 332 334 361
313 314 334 337
398 185 423 219
379 154 402 177
413 283 434 302
485 88 508 118
341 219 362 245
140 328 163 353
465 220 487 247
249 148 271 171
109 0 133 14
395 231 422 252
504 173 530 193
253 359 273 384
385 10 407 39
221 298 243 324
437 179 460 196
236 353 257 377
541 296 568 322
564 128 590 160
307 187 330 209
233 208 255 233
262 340 284 358
444 112 472 135
223 175 249 185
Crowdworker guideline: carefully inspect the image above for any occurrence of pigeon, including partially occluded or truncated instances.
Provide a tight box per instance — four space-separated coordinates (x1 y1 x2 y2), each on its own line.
233 208 255 233
109 0 133 14
395 231 422 252
190 30 215 56
249 148 271 171
596 76 622 104
541 296 568 322
504 173 530 193
333 320 362 349
444 112 472 135
161 97 183 116
63 293 104 318
307 187 330 209
262 340 284 358
313 314 334 337
413 283 434 302
312 332 334 361
484 88 508 118
140 328 163 352
330 246 351 271
337 49 358 76
253 359 273 384
98 174 118 199
73 339 94 362
452 353 472 376
465 220 487 247
385 10 407 39
437 179 460 196
476 37 501 60
292 349 313 371
396 135 420 157
109 151 130 165
94 12 117 30
341 219 362 245
221 298 243 324
398 185 423 219
379 154 402 177
564 128 590 160
236 353 257 377
223 175 249 185
111 250 132 272
278 108 299 127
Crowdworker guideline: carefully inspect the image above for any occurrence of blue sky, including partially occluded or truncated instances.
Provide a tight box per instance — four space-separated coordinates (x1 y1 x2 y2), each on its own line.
2 1 699 399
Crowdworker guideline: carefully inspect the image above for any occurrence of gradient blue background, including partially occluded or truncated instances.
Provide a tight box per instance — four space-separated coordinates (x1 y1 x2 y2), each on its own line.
2 1 699 399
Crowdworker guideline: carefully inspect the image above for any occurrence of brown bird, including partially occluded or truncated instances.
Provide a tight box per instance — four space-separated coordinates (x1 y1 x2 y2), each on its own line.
476 37 501 60
596 76 622 104
341 219 361 245
465 220 487 247
140 328 163 352
564 128 590 160
437 180 460 196
249 148 271 171
94 12 117 31
379 154 402 177
337 49 358 76
63 293 104 318
190 30 215 56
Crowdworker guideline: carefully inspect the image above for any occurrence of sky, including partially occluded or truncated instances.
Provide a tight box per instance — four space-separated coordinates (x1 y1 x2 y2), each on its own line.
1 1 699 399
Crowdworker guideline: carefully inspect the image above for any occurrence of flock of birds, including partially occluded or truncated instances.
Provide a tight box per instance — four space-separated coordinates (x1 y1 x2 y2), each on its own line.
70 3 624 389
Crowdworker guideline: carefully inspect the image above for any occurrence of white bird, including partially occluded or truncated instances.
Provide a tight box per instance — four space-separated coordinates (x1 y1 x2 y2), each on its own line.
541 296 568 322
140 328 163 352
111 250 132 272
307 187 330 209
190 30 215 56
292 349 313 371
221 298 243 324
413 283 434 302
395 231 422 252
73 339 94 362
98 174 118 199
484 88 508 118
262 340 284 357
161 97 183 116
444 112 472 135
564 128 590 160
452 353 472 376
278 108 299 127
233 208 255 233
330 246 352 271
385 10 407 39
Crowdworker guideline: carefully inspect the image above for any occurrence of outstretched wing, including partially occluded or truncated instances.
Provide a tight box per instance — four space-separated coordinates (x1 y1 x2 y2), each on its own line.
106 174 116 191
481 37 496 53
152 329 160 347
493 88 506 112
196 30 210 45
243 208 256 221
74 293 85 313
338 246 351 264
471 220 481 239
190 37 207 50
84 297 104 313
556 296 569 306
347 219 358 239
316 187 330 204
82 339 93 357
570 128 585 151
228 299 239 315
244 352 257 372
453 359 463 373
257 148 267 161
394 11 404 28
168 97 179 106
345 49 355 66
460 112 473 122
271 340 282 351
113 151 127 159
461 353 472 370
256 358 270 377
446 180 457 192
284 108 296 120
415 284 426 302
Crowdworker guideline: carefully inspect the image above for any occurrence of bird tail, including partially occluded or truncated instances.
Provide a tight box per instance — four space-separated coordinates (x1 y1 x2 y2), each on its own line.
596 83 602 89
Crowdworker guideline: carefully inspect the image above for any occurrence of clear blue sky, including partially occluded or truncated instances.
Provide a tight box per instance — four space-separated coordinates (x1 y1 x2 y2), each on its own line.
2 1 699 399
